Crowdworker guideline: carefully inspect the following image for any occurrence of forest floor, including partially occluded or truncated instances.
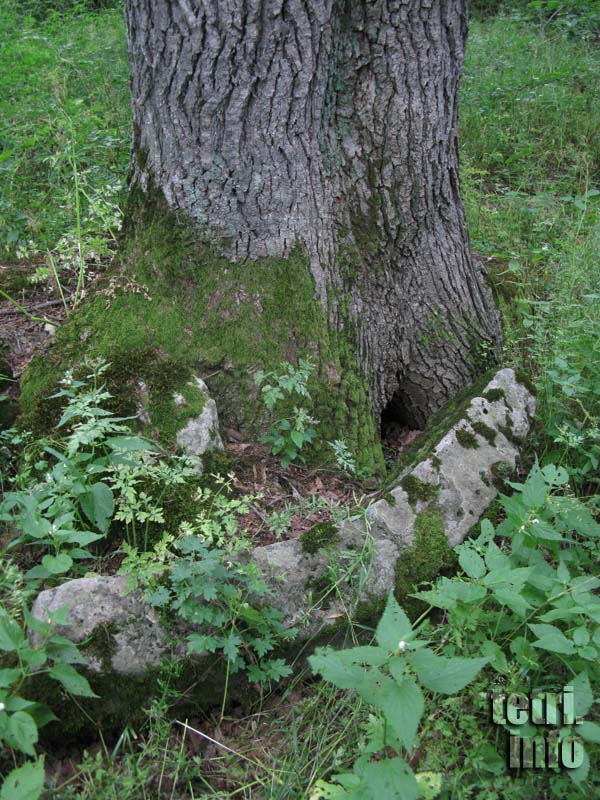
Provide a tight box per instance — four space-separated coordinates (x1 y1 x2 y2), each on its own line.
1 2 599 799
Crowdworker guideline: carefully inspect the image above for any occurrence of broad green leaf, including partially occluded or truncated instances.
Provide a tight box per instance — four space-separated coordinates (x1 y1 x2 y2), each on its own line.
222 632 242 662
481 640 508 673
355 758 418 800
0 616 24 651
541 464 569 486
18 648 47 669
61 531 103 547
415 772 443 800
492 587 531 617
7 711 38 756
573 627 590 646
529 520 563 541
458 549 486 579
378 679 424 750
49 663 98 698
408 649 489 695
571 672 593 717
510 637 539 670
528 624 576 654
520 462 548 509
21 703 58 729
0 758 45 800
0 668 21 688
309 648 389 692
41 553 73 575
20 515 51 540
578 721 600 743
568 746 589 786
483 540 510 572
107 436 155 452
375 593 413 651
186 633 219 654
80 482 114 533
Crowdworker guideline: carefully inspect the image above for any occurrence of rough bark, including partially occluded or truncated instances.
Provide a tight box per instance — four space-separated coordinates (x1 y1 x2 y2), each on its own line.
124 0 501 429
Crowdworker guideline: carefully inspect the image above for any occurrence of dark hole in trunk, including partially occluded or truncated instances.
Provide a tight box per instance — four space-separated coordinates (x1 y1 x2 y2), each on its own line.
380 390 420 444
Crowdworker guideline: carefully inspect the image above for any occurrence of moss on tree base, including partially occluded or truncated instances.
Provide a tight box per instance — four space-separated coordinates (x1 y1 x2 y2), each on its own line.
19 192 384 471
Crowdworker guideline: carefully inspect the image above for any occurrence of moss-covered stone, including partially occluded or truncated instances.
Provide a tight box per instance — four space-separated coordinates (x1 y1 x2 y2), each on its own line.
306 573 335 609
381 491 397 507
514 369 537 398
497 422 524 445
456 427 479 449
84 622 118 671
490 460 515 490
389 368 498 480
301 521 340 555
19 191 384 472
395 506 457 619
399 474 439 508
482 388 506 403
471 420 497 446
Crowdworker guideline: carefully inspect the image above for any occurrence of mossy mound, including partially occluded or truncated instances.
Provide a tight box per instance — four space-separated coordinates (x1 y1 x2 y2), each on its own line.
301 521 340 555
19 193 384 471
395 506 457 619
399 474 440 507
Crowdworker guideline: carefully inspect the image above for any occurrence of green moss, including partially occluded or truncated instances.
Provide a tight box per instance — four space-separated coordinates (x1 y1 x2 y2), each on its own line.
395 506 457 619
80 622 119 671
498 422 524 445
19 191 384 472
456 427 480 449
381 491 397 507
515 369 537 398
490 460 514 490
353 595 387 627
471 420 497 446
482 388 505 403
431 455 442 471
301 521 340 555
399 474 440 508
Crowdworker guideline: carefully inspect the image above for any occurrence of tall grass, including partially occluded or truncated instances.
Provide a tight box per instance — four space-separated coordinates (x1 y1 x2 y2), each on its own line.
0 1 129 259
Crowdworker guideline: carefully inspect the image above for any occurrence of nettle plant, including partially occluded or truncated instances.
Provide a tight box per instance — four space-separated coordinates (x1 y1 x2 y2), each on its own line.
254 359 318 468
0 563 97 800
311 461 600 798
309 593 490 799
120 477 295 688
0 362 167 578
0 361 295 798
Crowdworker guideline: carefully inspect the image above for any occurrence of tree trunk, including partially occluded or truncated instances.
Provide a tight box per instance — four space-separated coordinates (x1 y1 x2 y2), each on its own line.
123 0 500 450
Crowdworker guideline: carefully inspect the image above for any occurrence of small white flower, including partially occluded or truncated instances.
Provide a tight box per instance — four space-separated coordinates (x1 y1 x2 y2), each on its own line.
398 640 407 651
0 702 5 712
532 518 540 524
